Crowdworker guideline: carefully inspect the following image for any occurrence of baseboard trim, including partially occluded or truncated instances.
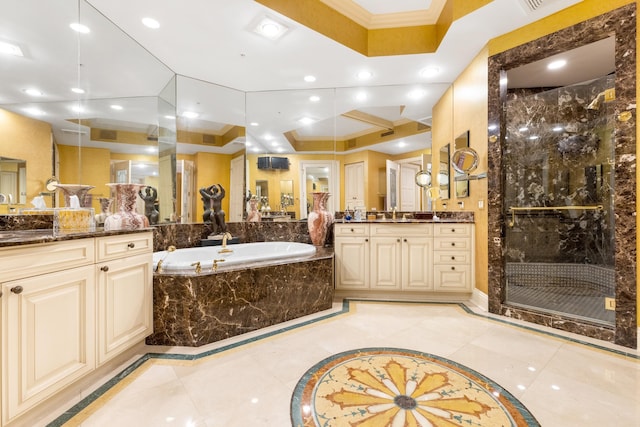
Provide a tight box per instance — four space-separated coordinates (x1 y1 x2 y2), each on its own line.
470 288 488 311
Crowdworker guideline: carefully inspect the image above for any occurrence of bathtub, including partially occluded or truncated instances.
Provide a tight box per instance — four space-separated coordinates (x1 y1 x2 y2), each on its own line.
153 241 317 273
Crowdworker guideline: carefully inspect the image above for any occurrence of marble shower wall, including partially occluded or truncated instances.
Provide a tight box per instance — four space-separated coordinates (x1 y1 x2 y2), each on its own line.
488 4 637 348
504 74 615 265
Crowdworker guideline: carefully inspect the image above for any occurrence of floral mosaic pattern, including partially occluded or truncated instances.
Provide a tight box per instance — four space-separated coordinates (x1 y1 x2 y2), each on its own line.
292 348 539 427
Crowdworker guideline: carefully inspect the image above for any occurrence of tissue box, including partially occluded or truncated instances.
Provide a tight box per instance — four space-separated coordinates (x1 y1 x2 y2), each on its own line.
53 208 95 235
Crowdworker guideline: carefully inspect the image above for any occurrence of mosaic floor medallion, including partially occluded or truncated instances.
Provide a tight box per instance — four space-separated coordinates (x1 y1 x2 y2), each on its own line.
291 348 540 427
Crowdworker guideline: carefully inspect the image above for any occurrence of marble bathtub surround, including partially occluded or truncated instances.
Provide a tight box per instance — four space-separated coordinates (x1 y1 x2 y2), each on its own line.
487 4 636 348
148 251 334 347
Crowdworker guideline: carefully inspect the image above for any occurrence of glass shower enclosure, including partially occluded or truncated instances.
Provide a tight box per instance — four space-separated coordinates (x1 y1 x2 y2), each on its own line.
503 74 616 325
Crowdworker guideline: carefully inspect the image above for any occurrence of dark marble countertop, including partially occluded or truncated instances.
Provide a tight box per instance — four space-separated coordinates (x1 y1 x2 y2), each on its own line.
0 228 154 248
334 219 474 224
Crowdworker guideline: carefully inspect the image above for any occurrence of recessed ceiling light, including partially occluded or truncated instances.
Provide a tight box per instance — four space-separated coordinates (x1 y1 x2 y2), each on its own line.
298 117 314 125
275 147 284 153
0 41 23 57
398 141 407 148
252 16 289 40
24 88 43 96
304 75 316 83
164 115 175 120
181 111 199 118
142 17 160 29
355 91 368 102
23 107 45 116
547 59 567 70
69 23 90 34
264 134 273 141
420 67 440 78
250 122 259 126
71 105 84 113
271 141 279 146
309 95 320 102
110 105 123 110
71 87 85 94
408 89 427 99
357 70 373 80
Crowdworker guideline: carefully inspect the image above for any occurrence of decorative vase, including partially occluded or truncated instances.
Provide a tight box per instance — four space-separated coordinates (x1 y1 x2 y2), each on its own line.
308 192 333 246
53 184 95 207
103 183 149 231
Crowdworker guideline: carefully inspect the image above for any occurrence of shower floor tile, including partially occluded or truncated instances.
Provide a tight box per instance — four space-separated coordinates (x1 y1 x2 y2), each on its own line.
507 284 615 324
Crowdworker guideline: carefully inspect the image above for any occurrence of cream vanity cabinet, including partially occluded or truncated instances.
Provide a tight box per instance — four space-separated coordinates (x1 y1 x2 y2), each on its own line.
369 224 433 291
95 233 153 365
433 224 474 292
334 224 370 289
334 222 474 294
0 232 152 425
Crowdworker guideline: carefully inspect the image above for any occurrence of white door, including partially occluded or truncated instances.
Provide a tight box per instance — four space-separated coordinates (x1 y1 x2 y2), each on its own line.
229 155 245 222
299 160 340 219
344 162 365 210
386 160 399 210
400 162 420 211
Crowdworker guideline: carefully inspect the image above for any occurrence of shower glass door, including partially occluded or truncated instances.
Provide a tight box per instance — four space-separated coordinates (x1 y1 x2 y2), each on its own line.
503 74 616 325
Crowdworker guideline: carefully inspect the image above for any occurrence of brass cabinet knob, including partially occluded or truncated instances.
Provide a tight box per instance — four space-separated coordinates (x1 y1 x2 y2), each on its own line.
450 266 456 271
365 238 369 242
127 242 135 248
10 286 23 294
101 266 109 272
451 256 456 260
451 242 456 247
403 239 407 242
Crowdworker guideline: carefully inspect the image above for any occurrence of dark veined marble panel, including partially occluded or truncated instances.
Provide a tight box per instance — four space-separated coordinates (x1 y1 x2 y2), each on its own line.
147 256 334 347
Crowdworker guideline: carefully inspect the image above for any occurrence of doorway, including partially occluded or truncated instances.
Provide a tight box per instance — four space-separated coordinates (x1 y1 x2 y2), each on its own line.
299 160 340 219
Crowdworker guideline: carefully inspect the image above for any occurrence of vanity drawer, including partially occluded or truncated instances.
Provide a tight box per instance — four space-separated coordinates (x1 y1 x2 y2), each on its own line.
434 223 472 237
334 224 369 237
433 251 470 264
370 223 432 236
96 232 153 262
433 237 471 251
0 239 94 282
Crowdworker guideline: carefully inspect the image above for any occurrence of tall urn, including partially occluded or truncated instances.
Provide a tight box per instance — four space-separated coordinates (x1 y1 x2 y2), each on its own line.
308 192 333 246
103 183 149 231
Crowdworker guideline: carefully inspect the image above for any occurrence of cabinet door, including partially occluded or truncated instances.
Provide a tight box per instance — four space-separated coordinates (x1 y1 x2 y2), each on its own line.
96 252 153 365
2 265 95 424
370 237 401 290
344 162 365 209
402 237 434 291
335 237 369 289
434 264 472 292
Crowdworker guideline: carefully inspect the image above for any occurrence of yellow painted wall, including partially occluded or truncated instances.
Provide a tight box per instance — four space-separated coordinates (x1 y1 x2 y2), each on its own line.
57 145 112 211
0 108 53 212
248 153 331 218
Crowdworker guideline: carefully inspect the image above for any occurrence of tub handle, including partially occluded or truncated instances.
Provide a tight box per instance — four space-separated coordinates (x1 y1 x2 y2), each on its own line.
191 262 201 274
212 258 225 272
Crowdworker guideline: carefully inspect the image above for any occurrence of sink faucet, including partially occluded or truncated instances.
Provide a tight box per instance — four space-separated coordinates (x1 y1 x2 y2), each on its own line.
392 206 397 220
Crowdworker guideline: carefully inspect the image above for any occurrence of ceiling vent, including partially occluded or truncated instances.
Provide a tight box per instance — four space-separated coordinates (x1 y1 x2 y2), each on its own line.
99 129 117 140
518 0 582 14
380 130 395 137
202 134 216 144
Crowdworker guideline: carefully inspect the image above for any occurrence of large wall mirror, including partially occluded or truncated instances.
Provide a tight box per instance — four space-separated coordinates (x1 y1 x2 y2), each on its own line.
1 0 447 225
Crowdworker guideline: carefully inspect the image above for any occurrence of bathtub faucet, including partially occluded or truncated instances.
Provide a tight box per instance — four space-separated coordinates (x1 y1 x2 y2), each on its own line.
221 232 233 248
155 259 164 273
